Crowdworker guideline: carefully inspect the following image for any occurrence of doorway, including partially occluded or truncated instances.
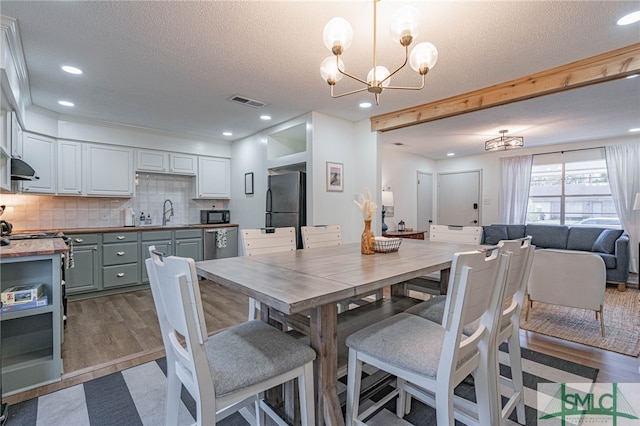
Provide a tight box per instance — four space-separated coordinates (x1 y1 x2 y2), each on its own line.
437 170 481 226
417 171 433 238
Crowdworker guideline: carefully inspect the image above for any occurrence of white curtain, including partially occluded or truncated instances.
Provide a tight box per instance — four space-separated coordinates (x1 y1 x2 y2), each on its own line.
499 155 533 224
605 143 640 273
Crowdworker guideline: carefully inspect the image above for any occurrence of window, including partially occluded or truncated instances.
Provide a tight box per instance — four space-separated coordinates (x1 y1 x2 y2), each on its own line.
526 149 620 228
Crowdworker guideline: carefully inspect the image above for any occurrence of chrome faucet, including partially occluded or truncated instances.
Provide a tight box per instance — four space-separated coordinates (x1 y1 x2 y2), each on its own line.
162 199 174 225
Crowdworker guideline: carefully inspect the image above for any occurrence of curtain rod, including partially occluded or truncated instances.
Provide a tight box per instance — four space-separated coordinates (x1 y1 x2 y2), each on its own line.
534 146 605 156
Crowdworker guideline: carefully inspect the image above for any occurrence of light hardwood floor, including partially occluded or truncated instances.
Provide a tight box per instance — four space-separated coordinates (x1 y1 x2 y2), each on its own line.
4 278 639 405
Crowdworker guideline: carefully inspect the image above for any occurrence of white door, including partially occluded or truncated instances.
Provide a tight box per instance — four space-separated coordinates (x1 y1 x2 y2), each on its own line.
437 171 480 226
417 172 433 238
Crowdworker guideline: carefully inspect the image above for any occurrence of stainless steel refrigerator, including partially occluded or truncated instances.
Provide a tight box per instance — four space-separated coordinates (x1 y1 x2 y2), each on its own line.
266 171 306 248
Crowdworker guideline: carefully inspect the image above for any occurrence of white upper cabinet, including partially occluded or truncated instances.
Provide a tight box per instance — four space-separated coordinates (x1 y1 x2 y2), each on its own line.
196 156 230 199
21 132 56 194
10 111 22 159
136 149 168 172
136 149 196 175
169 153 196 175
57 141 83 195
85 144 134 197
0 110 11 191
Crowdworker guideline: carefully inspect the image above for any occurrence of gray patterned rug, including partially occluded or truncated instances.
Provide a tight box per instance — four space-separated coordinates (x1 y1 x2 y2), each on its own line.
6 343 598 426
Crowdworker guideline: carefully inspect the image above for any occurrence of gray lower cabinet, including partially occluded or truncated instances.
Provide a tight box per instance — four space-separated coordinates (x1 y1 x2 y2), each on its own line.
66 234 101 295
175 229 203 261
1 253 63 396
102 232 139 289
65 228 206 296
140 230 173 283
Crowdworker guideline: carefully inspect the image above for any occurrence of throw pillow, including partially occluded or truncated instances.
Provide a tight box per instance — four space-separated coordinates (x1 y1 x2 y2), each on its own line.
591 229 624 254
482 225 508 245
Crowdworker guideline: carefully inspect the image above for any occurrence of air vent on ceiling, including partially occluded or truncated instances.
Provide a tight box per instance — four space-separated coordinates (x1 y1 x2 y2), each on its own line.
227 95 267 108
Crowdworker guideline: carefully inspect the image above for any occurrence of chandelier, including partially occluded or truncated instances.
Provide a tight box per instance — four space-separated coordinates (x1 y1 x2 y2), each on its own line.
485 130 525 151
319 0 438 105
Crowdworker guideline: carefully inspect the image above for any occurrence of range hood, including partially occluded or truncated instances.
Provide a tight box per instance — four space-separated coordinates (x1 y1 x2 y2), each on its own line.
10 158 40 181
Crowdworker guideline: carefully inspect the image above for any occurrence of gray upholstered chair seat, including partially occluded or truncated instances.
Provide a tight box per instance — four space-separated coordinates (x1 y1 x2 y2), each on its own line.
345 313 477 378
207 320 316 396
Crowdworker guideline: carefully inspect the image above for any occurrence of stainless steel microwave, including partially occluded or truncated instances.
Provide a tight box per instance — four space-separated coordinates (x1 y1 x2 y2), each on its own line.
200 210 230 224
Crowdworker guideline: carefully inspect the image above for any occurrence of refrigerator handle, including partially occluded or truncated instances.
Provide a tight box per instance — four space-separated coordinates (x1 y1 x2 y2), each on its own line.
266 212 272 227
266 188 272 212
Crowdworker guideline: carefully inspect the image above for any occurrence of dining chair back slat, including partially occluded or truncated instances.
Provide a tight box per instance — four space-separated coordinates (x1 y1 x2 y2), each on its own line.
242 227 296 256
301 225 342 249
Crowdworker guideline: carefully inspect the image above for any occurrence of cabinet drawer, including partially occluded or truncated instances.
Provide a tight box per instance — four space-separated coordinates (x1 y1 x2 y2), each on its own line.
103 263 139 288
103 242 139 265
67 234 99 245
141 230 172 241
103 232 137 243
175 229 202 239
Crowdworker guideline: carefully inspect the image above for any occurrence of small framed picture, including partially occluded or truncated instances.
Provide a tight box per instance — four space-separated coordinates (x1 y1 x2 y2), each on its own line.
326 162 343 192
244 172 254 195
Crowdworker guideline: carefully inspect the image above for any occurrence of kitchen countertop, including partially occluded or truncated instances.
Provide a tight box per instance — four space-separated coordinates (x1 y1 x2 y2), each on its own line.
21 223 240 235
0 238 69 259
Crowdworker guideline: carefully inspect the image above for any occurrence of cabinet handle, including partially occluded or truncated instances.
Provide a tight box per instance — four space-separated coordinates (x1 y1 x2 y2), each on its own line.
91 246 97 251
117 235 126 240
117 272 125 277
117 251 125 256
75 238 84 243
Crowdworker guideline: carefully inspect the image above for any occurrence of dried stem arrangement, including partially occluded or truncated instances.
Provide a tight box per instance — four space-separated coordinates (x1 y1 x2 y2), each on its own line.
354 188 377 221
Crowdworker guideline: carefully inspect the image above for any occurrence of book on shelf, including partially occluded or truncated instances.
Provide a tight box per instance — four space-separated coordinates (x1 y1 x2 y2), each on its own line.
1 297 48 313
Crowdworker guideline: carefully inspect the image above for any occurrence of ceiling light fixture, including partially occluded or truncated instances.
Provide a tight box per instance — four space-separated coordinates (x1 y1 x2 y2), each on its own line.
319 0 437 105
629 128 640 132
260 115 272 121
617 10 640 26
222 131 233 137
61 65 82 75
485 129 524 151
359 102 372 108
58 100 74 107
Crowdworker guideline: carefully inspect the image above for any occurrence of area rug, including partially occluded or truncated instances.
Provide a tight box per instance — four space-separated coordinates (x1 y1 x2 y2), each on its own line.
6 344 598 426
521 287 640 357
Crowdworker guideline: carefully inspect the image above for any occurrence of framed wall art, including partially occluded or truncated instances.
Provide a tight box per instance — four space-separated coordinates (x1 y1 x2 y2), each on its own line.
326 162 343 192
244 172 254 195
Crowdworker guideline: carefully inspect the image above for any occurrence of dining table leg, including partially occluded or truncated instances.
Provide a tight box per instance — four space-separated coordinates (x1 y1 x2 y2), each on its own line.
310 302 345 426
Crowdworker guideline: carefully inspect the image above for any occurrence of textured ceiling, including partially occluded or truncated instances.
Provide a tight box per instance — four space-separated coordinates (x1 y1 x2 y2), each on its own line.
1 1 639 159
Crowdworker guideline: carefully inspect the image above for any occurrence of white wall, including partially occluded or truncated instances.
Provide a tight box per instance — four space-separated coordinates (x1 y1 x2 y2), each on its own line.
381 144 436 232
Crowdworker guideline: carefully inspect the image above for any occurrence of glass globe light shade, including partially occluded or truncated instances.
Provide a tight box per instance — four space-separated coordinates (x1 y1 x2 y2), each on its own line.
389 6 422 46
409 42 438 74
367 66 391 87
320 56 345 83
323 17 353 53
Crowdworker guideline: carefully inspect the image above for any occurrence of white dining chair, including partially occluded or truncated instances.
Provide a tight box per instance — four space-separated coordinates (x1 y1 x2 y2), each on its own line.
345 247 510 426
405 237 535 425
241 227 296 320
301 225 383 312
145 246 316 426
405 224 483 295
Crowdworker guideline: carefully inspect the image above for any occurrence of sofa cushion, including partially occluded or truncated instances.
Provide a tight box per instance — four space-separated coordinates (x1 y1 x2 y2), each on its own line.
567 227 605 251
482 225 508 245
597 253 617 269
505 225 526 240
525 224 569 249
592 229 624 254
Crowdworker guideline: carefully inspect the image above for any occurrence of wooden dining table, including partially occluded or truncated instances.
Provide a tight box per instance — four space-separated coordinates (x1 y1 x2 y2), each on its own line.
195 238 478 426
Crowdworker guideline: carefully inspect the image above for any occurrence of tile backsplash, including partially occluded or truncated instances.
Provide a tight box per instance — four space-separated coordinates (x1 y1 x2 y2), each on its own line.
0 173 227 232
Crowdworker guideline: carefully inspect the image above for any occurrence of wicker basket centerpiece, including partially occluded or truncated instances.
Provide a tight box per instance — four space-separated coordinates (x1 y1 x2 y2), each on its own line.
373 236 402 253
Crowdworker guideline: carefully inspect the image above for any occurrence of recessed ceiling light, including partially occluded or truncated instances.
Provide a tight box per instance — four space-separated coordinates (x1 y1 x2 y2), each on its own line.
617 10 640 25
629 128 640 132
359 102 372 108
61 65 83 75
222 131 233 136
626 74 639 79
446 153 455 157
58 100 74 107
260 115 272 120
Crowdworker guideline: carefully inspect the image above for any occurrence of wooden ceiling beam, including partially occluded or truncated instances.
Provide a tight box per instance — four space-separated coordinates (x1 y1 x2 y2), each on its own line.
370 43 640 133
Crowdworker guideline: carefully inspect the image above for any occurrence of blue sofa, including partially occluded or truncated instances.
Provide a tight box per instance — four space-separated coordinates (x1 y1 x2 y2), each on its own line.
481 224 630 291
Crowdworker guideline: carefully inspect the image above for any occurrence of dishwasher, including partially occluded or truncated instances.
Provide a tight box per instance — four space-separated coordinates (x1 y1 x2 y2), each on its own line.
204 227 238 259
